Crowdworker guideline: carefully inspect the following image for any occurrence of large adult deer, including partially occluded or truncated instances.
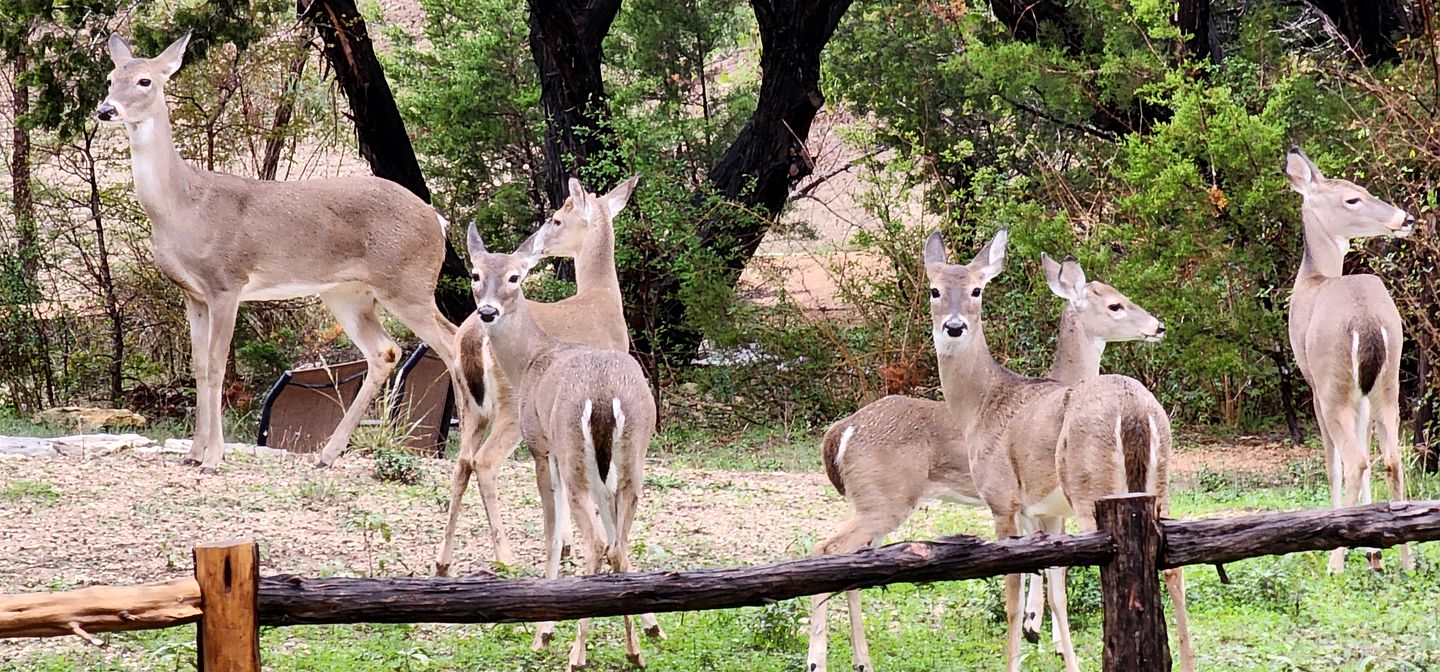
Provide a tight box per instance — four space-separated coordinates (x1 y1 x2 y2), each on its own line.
1283 147 1415 573
806 254 1165 672
436 177 636 574
466 209 661 669
925 230 1193 672
96 33 457 471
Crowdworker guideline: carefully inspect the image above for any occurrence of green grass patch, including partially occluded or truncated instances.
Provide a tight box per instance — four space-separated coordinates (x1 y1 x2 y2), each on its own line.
1 478 61 506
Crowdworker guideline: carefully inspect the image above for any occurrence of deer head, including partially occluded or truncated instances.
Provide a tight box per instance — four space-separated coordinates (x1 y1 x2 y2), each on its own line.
96 32 191 124
466 224 543 325
1284 147 1414 240
536 176 639 258
1041 253 1164 342
924 228 1008 354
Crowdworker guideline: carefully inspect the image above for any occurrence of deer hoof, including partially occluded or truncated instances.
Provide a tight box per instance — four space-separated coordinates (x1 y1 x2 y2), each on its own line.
532 630 553 650
626 652 646 668
313 460 332 470
1366 550 1384 571
1022 623 1040 644
644 624 667 640
180 458 201 467
198 467 218 475
435 563 450 577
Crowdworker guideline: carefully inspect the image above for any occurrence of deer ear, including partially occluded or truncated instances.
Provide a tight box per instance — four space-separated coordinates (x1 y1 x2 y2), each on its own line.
466 222 486 260
923 231 948 267
155 31 191 78
108 33 134 67
1284 147 1322 193
1058 255 1087 303
604 176 639 218
517 228 547 271
568 177 586 200
970 228 1008 284
1041 252 1070 300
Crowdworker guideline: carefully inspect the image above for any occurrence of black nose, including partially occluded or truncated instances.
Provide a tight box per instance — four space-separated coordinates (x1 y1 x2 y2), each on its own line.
1405 215 1416 227
1155 323 1166 336
944 320 967 338
95 105 115 121
477 306 499 323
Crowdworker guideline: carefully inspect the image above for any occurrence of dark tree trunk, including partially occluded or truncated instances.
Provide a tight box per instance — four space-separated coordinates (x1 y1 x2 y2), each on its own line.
627 0 855 367
299 0 472 324
259 44 309 181
987 0 1084 52
1269 350 1305 445
1418 331 1437 473
1311 0 1414 65
527 0 622 209
9 40 55 409
80 129 125 405
1176 0 1219 63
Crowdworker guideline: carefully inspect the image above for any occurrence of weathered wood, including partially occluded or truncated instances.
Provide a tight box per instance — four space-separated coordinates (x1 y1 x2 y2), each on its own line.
1097 494 1170 672
1161 500 1440 568
258 533 1114 625
194 539 260 672
0 578 200 638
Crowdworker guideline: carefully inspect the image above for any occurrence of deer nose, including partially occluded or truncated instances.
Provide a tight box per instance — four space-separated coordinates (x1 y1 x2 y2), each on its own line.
477 306 500 323
95 103 116 122
943 319 967 338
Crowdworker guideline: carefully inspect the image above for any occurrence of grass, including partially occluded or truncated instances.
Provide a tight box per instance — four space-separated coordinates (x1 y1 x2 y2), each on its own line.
4 431 1440 671
0 478 61 506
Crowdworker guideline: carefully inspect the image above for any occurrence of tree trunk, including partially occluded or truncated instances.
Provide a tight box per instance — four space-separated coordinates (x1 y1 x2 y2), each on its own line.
259 44 309 181
1311 0 1414 65
1176 0 1219 63
299 0 472 324
987 0 1083 52
81 129 125 405
627 0 855 367
527 0 622 208
8 38 55 409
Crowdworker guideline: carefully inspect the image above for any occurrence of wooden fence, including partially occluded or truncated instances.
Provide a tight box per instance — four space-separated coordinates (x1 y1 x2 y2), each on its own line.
3 494 1439 671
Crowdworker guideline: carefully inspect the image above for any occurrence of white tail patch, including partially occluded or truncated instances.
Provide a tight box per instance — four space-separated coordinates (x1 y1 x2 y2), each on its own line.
608 397 625 494
1146 414 1160 494
836 425 856 471
1113 415 1126 491
1350 329 1360 386
435 211 450 235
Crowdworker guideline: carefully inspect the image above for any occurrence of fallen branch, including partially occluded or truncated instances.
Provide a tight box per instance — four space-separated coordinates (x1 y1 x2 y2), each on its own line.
0 578 201 638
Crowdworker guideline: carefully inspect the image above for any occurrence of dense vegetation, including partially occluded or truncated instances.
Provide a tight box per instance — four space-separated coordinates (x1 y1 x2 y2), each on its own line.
1 1 1437 453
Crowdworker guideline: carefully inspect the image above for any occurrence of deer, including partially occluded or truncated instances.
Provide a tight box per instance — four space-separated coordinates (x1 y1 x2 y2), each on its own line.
806 254 1166 672
436 176 636 575
925 229 1194 672
95 33 458 472
1283 147 1415 573
465 204 660 670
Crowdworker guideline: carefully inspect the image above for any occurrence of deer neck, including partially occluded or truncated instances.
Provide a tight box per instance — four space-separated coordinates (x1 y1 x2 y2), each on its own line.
574 210 623 308
122 107 196 221
1045 305 1103 385
1296 208 1347 284
486 300 557 384
936 322 1011 436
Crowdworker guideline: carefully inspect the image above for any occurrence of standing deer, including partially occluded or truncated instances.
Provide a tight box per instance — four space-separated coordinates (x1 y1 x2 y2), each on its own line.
925 229 1193 672
437 177 636 574
806 254 1165 672
466 211 660 669
1283 147 1415 573
95 33 458 471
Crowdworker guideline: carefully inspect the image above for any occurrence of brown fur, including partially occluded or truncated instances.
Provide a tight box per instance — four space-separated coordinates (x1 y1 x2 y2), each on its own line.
1354 322 1386 395
821 425 847 496
1121 414 1150 493
588 399 616 482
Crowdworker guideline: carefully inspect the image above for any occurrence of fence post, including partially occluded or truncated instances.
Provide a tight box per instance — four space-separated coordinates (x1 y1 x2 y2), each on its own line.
193 539 261 672
1096 494 1170 672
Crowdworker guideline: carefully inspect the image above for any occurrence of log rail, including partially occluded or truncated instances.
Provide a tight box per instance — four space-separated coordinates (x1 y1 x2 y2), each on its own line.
2 498 1437 672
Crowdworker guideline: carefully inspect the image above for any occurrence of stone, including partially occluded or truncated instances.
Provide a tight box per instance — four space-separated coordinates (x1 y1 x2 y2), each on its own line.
33 406 148 431
0 437 60 458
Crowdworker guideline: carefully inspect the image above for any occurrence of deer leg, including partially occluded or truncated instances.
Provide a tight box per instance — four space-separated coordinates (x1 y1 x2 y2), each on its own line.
436 399 487 577
474 404 523 567
1164 567 1196 672
197 292 241 472
315 288 401 468
567 480 607 672
1375 389 1413 570
1312 394 1342 510
1037 515 1079 672
1016 513 1046 645
533 447 564 650
808 511 906 672
1319 398 1363 573
992 512 1024 672
611 460 665 642
180 295 212 466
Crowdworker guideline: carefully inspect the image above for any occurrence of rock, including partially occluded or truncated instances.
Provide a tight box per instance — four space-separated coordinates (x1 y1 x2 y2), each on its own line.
152 438 289 458
49 433 155 455
0 437 60 458
33 406 148 431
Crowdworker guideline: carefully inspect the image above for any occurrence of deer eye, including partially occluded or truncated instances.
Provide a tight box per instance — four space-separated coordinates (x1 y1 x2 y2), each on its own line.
929 288 939 299
508 274 520 284
971 287 982 297
470 272 481 282
552 219 562 226
1345 197 1361 205
137 78 152 87
1108 303 1123 312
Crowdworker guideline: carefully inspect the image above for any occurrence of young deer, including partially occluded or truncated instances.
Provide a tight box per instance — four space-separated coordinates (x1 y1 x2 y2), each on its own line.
466 219 659 669
806 254 1165 672
437 177 636 574
1284 147 1415 572
925 230 1194 672
96 33 457 471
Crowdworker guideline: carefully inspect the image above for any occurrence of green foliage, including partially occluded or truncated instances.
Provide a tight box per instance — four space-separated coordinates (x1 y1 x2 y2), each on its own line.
0 479 62 506
369 442 423 486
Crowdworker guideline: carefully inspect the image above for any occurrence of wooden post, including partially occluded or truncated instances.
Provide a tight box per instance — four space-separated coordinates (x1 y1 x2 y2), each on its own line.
194 539 261 672
1097 494 1170 672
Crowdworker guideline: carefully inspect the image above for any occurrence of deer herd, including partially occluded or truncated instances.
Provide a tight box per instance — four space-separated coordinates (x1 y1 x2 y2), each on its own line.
92 32 1421 671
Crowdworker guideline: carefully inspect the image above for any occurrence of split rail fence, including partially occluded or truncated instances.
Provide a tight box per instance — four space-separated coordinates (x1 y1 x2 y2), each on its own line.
3 494 1439 671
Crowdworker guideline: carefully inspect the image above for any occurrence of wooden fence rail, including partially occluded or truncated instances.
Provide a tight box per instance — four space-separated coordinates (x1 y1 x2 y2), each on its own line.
3 496 1438 672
